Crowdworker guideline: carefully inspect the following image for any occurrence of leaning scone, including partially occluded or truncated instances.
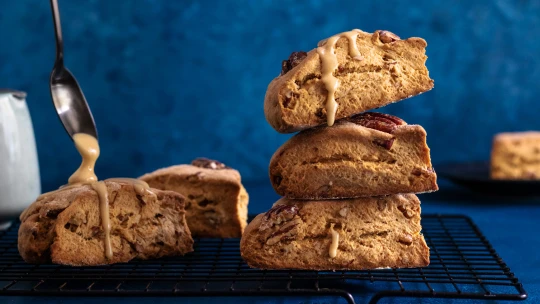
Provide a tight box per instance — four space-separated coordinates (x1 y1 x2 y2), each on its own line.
265 29 434 133
270 112 438 199
241 194 430 270
18 180 194 266
491 132 540 180
140 158 249 238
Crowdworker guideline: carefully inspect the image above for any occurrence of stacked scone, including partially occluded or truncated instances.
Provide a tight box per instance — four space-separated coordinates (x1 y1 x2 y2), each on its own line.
241 29 438 270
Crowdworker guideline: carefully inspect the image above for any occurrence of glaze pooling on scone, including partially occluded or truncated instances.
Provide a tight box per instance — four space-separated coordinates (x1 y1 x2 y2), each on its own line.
240 195 430 270
39 133 155 261
107 178 151 196
316 29 363 126
18 180 194 265
264 28 434 133
69 133 99 184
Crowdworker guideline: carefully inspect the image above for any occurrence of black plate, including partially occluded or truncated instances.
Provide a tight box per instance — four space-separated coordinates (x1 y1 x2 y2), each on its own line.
437 161 540 196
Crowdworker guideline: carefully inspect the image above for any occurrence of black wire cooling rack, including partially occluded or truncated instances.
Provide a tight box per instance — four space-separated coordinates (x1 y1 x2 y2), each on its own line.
0 215 527 303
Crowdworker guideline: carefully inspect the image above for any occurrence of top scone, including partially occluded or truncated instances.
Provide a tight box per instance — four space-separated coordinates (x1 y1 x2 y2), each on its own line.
264 29 434 133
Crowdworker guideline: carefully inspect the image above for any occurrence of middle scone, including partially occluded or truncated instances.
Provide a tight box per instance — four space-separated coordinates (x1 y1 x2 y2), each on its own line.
270 112 438 199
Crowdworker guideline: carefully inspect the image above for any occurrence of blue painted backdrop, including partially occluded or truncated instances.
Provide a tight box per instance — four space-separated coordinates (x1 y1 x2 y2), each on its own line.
1 0 539 191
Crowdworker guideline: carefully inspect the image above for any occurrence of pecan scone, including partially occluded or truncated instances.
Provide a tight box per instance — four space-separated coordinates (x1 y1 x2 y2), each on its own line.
269 112 438 199
241 194 430 270
491 132 540 180
140 158 249 238
18 181 193 266
265 29 434 133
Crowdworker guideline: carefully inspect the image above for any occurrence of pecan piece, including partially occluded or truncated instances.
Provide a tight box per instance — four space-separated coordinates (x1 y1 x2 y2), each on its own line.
398 234 413 245
377 30 400 43
259 204 299 231
397 205 415 219
349 112 405 134
45 209 61 219
265 218 302 245
280 51 308 75
191 158 229 170
373 138 395 150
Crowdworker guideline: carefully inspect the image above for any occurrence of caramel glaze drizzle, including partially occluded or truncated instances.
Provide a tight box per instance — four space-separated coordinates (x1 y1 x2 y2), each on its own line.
329 223 339 258
38 133 153 260
317 29 363 127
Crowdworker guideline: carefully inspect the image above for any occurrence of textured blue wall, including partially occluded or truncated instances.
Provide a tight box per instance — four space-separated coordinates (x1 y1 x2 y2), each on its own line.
1 0 540 191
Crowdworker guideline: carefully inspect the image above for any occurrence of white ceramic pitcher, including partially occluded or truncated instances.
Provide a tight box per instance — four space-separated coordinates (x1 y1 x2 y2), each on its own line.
0 89 40 221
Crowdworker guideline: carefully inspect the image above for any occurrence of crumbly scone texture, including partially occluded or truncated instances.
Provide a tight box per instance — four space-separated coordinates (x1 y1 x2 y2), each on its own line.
18 181 194 266
269 114 438 199
491 132 540 179
139 163 249 238
264 29 434 133
241 194 429 270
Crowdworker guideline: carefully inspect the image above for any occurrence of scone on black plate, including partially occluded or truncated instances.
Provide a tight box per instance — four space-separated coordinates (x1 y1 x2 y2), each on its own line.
18 180 194 266
140 158 249 238
241 194 429 270
269 112 438 199
491 132 540 180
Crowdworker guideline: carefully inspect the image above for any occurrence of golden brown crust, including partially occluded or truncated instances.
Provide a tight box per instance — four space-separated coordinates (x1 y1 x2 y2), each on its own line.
269 114 438 199
18 181 194 266
139 163 249 238
491 131 540 179
240 194 430 270
264 29 434 133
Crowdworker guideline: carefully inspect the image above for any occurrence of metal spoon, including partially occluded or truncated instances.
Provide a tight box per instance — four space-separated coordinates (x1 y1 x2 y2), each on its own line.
49 0 98 139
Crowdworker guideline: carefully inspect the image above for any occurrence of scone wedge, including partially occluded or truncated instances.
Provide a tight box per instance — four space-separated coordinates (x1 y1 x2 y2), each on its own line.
491 132 540 180
270 112 438 199
18 181 194 266
241 194 430 270
140 158 249 238
265 29 434 133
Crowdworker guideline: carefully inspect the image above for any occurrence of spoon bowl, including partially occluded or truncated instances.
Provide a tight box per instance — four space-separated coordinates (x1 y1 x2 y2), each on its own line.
49 0 97 139
50 67 97 138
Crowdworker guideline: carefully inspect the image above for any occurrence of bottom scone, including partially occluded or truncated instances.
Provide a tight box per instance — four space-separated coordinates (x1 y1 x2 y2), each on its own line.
240 194 429 270
18 180 194 265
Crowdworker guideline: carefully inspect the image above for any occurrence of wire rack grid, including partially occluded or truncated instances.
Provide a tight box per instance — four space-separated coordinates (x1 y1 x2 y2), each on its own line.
0 214 527 304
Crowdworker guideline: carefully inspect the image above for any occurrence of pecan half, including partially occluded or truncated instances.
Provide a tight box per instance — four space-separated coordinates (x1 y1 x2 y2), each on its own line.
281 51 308 75
349 112 405 134
377 30 400 43
265 218 301 245
259 204 299 231
191 158 229 170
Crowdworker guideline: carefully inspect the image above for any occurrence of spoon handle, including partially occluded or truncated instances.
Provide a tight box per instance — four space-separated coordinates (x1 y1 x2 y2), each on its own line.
49 0 64 67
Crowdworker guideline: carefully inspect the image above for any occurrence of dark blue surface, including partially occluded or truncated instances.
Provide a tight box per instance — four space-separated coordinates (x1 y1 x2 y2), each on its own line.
1 0 540 191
